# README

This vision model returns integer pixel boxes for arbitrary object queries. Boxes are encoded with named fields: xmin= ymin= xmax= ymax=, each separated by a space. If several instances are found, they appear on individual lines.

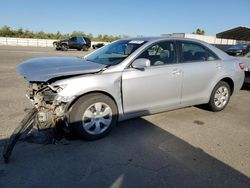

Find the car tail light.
xmin=239 ymin=63 xmax=245 ymax=70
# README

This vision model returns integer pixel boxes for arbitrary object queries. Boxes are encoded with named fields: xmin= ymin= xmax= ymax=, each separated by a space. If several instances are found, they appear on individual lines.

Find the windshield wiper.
xmin=98 ymin=64 xmax=112 ymax=73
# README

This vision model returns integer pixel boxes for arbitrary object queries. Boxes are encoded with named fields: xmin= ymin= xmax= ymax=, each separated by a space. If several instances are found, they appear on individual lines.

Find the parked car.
xmin=92 ymin=43 xmax=105 ymax=49
xmin=226 ymin=44 xmax=250 ymax=56
xmin=54 ymin=36 xmax=91 ymax=51
xmin=16 ymin=37 xmax=244 ymax=140
xmin=239 ymin=52 xmax=250 ymax=84
xmin=53 ymin=39 xmax=68 ymax=47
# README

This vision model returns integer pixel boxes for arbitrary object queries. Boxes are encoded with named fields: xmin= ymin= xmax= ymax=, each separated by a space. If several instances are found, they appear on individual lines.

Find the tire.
xmin=53 ymin=42 xmax=57 ymax=47
xmin=208 ymin=81 xmax=231 ymax=112
xmin=77 ymin=48 xmax=82 ymax=51
xmin=69 ymin=93 xmax=118 ymax=140
xmin=61 ymin=44 xmax=68 ymax=51
xmin=82 ymin=45 xmax=88 ymax=51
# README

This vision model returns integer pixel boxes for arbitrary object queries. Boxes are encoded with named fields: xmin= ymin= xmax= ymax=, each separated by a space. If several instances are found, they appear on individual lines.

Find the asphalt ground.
xmin=0 ymin=45 xmax=249 ymax=188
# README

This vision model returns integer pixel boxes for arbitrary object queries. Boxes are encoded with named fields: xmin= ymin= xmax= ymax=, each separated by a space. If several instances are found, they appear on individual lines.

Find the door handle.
xmin=172 ymin=69 xmax=181 ymax=75
xmin=216 ymin=63 xmax=222 ymax=69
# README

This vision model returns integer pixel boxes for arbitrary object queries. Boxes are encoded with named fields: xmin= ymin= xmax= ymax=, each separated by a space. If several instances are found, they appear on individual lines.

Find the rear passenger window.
xmin=77 ymin=37 xmax=84 ymax=43
xmin=180 ymin=42 xmax=218 ymax=63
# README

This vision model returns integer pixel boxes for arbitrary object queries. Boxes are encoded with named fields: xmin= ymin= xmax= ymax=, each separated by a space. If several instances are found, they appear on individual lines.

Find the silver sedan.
xmin=17 ymin=37 xmax=245 ymax=140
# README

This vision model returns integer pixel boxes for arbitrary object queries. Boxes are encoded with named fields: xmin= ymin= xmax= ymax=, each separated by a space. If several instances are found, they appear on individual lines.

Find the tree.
xmin=0 ymin=25 xmax=13 ymax=37
xmin=55 ymin=31 xmax=61 ymax=39
xmin=193 ymin=28 xmax=205 ymax=35
xmin=0 ymin=25 xmax=128 ymax=42
xmin=87 ymin=33 xmax=93 ymax=41
xmin=71 ymin=31 xmax=86 ymax=37
xmin=16 ymin=28 xmax=24 ymax=37
xmin=23 ymin=29 xmax=34 ymax=38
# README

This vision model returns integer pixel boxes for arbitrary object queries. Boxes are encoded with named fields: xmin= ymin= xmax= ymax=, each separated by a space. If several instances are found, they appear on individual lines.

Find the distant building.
xmin=161 ymin=26 xmax=250 ymax=46
xmin=161 ymin=33 xmax=236 ymax=45
xmin=216 ymin=26 xmax=250 ymax=43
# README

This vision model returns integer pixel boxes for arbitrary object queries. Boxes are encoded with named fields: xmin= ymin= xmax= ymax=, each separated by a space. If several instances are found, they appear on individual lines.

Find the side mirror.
xmin=132 ymin=58 xmax=150 ymax=69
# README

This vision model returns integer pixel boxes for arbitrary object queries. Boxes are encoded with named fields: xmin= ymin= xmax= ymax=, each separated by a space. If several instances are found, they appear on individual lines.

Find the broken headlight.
xmin=40 ymin=84 xmax=67 ymax=102
xmin=55 ymin=95 xmax=76 ymax=103
xmin=48 ymin=84 xmax=67 ymax=93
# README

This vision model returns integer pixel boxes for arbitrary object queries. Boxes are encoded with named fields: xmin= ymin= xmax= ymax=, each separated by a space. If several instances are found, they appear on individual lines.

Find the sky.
xmin=0 ymin=0 xmax=250 ymax=37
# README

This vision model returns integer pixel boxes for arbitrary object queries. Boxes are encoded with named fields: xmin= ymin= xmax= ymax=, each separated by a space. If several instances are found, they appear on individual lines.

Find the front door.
xmin=122 ymin=41 xmax=182 ymax=114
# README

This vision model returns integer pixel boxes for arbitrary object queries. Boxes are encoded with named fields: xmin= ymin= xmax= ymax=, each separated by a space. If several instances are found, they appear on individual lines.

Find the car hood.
xmin=17 ymin=57 xmax=106 ymax=82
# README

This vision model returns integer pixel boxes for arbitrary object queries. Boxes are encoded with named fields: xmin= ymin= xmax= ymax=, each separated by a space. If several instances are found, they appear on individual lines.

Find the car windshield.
xmin=229 ymin=44 xmax=247 ymax=50
xmin=85 ymin=40 xmax=147 ymax=65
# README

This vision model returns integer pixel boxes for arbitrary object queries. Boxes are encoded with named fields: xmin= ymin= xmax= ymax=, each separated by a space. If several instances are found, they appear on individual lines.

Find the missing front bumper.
xmin=2 ymin=108 xmax=38 ymax=163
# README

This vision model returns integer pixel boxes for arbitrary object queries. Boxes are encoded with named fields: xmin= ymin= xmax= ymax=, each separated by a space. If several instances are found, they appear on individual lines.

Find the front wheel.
xmin=69 ymin=93 xmax=118 ymax=140
xmin=61 ymin=44 xmax=68 ymax=51
xmin=208 ymin=81 xmax=231 ymax=112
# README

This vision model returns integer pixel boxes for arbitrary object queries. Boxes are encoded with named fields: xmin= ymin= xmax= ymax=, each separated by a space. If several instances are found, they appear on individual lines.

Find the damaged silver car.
xmin=3 ymin=37 xmax=245 ymax=162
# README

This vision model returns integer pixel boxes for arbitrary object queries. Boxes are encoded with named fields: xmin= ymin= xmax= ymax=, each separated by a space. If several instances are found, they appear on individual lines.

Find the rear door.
xmin=177 ymin=41 xmax=220 ymax=104
xmin=76 ymin=37 xmax=85 ymax=48
xmin=122 ymin=40 xmax=183 ymax=114
xmin=68 ymin=37 xmax=77 ymax=49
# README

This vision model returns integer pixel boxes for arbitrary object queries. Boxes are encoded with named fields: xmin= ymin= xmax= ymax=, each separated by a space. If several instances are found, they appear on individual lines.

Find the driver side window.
xmin=137 ymin=41 xmax=176 ymax=66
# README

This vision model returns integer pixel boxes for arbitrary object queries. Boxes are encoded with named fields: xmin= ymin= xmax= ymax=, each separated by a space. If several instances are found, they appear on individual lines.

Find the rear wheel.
xmin=82 ymin=45 xmax=88 ymax=51
xmin=69 ymin=93 xmax=118 ymax=140
xmin=208 ymin=81 xmax=231 ymax=111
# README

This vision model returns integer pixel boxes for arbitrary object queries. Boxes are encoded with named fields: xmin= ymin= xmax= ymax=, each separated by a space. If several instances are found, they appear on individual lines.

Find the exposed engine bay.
xmin=26 ymin=82 xmax=68 ymax=130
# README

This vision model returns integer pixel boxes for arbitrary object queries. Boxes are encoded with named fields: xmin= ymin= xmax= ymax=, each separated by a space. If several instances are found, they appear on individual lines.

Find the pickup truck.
xmin=53 ymin=36 xmax=91 ymax=51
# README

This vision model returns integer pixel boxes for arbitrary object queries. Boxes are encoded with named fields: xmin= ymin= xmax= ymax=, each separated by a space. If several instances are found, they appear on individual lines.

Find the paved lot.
xmin=0 ymin=45 xmax=249 ymax=187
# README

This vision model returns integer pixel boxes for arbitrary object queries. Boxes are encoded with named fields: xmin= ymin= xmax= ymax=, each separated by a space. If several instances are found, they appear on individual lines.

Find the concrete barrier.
xmin=0 ymin=37 xmax=108 ymax=47
xmin=1 ymin=35 xmax=237 ymax=47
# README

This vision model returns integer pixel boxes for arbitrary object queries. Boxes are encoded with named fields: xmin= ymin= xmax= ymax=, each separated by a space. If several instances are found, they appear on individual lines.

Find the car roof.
xmin=124 ymin=36 xmax=207 ymax=43
xmin=123 ymin=36 xmax=232 ymax=61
